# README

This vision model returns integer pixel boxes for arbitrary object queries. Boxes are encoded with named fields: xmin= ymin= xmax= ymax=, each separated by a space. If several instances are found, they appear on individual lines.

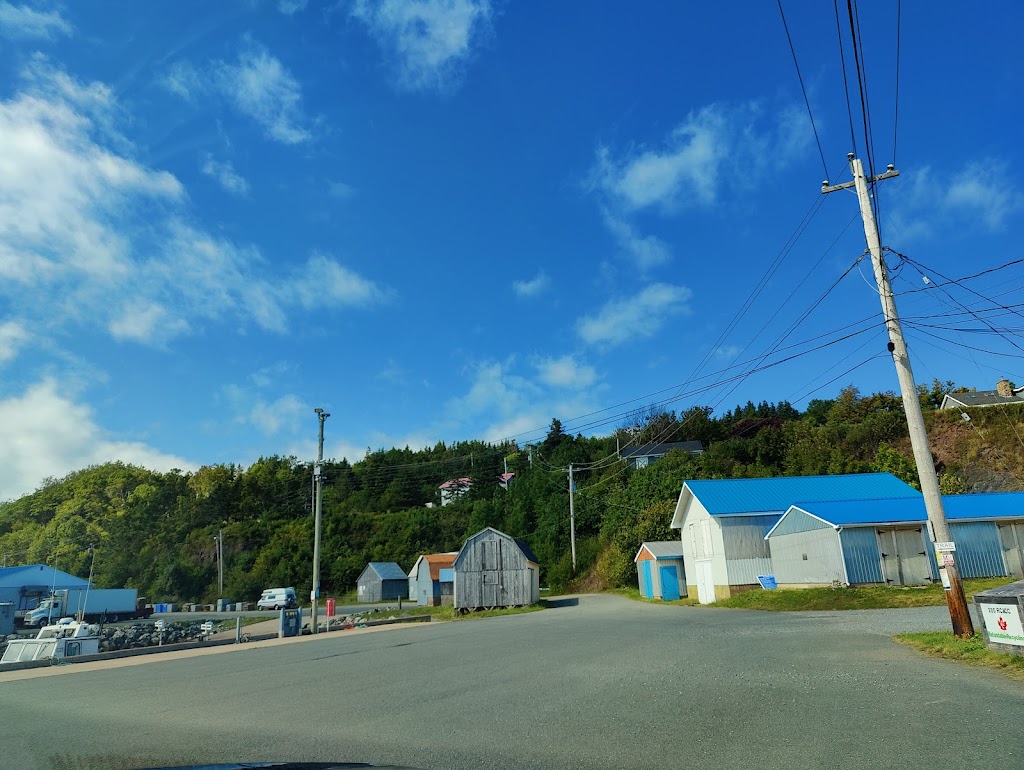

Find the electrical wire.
xmin=893 ymin=0 xmax=901 ymax=165
xmin=777 ymin=0 xmax=831 ymax=180
xmin=833 ymin=0 xmax=858 ymax=155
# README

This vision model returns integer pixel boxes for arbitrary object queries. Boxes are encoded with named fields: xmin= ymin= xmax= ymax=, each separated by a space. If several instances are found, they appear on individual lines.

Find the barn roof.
xmin=365 ymin=562 xmax=408 ymax=581
xmin=411 ymin=552 xmax=458 ymax=581
xmin=635 ymin=541 xmax=683 ymax=562
xmin=454 ymin=527 xmax=538 ymax=565
xmin=0 ymin=564 xmax=91 ymax=588
xmin=768 ymin=492 xmax=1024 ymax=535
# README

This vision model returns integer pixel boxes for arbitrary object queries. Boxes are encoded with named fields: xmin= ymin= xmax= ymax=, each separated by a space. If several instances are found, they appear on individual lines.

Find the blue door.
xmin=659 ymin=565 xmax=680 ymax=601
xmin=641 ymin=561 xmax=653 ymax=598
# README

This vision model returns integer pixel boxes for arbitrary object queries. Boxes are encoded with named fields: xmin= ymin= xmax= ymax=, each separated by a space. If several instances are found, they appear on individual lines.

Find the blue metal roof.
xmin=787 ymin=492 xmax=1024 ymax=527
xmin=368 ymin=562 xmax=409 ymax=581
xmin=685 ymin=473 xmax=920 ymax=516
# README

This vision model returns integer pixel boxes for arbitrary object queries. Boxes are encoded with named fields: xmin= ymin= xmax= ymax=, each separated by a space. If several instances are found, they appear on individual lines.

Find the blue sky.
xmin=1 ymin=1 xmax=1023 ymax=501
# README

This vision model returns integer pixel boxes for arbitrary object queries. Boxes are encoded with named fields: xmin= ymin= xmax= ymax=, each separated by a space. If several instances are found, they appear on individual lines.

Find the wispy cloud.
xmin=0 ymin=379 xmax=195 ymax=501
xmin=277 ymin=0 xmax=307 ymax=15
xmin=534 ymin=355 xmax=598 ymax=389
xmin=202 ymin=155 xmax=250 ymax=196
xmin=0 ymin=320 xmax=29 ymax=365
xmin=590 ymin=101 xmax=810 ymax=269
xmin=214 ymin=41 xmax=311 ymax=144
xmin=577 ymin=283 xmax=693 ymax=347
xmin=352 ymin=0 xmax=493 ymax=93
xmin=0 ymin=63 xmax=390 ymax=348
xmin=327 ymin=180 xmax=356 ymax=200
xmin=160 ymin=61 xmax=201 ymax=100
xmin=0 ymin=1 xmax=71 ymax=40
xmin=892 ymin=159 xmax=1024 ymax=238
xmin=512 ymin=271 xmax=550 ymax=298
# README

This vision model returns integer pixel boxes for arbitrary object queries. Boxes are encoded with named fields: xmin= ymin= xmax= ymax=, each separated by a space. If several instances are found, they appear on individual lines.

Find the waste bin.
xmin=326 ymin=598 xmax=336 ymax=618
xmin=974 ymin=579 xmax=1024 ymax=655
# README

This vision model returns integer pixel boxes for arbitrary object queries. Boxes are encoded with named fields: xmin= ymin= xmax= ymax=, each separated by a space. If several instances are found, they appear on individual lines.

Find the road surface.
xmin=2 ymin=595 xmax=1022 ymax=770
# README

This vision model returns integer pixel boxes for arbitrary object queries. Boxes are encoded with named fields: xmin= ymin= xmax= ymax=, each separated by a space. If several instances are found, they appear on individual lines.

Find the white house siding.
xmin=679 ymin=497 xmax=728 ymax=600
xmin=770 ymin=527 xmax=847 ymax=586
xmin=721 ymin=515 xmax=777 ymax=586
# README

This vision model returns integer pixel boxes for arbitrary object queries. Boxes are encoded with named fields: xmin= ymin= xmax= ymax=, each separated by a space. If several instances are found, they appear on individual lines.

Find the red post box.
xmin=326 ymin=598 xmax=336 ymax=618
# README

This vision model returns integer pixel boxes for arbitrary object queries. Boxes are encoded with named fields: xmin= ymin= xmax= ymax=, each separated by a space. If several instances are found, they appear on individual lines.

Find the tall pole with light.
xmin=311 ymin=407 xmax=329 ymax=634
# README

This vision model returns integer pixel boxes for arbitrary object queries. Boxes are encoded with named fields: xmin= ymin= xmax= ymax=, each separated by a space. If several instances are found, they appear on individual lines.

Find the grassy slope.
xmin=895 ymin=632 xmax=1024 ymax=681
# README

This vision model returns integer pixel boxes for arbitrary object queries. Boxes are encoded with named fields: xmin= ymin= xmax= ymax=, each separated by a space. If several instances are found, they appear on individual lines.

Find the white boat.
xmin=1 ymin=618 xmax=101 ymax=665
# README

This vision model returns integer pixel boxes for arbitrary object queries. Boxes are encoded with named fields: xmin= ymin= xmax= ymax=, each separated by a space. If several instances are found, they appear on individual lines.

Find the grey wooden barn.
xmin=356 ymin=562 xmax=410 ymax=603
xmin=453 ymin=527 xmax=539 ymax=612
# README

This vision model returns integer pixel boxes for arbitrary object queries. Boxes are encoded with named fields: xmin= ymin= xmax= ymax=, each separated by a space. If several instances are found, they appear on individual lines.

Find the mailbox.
xmin=326 ymin=598 xmax=336 ymax=618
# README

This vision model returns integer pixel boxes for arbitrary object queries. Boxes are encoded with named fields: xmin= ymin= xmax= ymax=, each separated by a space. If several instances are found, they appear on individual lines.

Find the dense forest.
xmin=2 ymin=381 xmax=1022 ymax=604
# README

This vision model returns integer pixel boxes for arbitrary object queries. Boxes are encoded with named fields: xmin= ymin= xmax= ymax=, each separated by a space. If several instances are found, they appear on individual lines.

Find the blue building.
xmin=669 ymin=473 xmax=922 ymax=603
xmin=634 ymin=541 xmax=686 ymax=600
xmin=408 ymin=552 xmax=457 ymax=606
xmin=0 ymin=564 xmax=91 ymax=617
xmin=765 ymin=493 xmax=1024 ymax=587
xmin=356 ymin=562 xmax=410 ymax=603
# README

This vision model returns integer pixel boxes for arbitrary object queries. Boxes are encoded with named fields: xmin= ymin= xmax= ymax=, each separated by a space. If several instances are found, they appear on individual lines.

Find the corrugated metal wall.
xmin=998 ymin=522 xmax=1024 ymax=578
xmin=840 ymin=528 xmax=884 ymax=584
xmin=722 ymin=515 xmax=778 ymax=586
xmin=770 ymin=528 xmax=846 ymax=585
xmin=950 ymin=522 xmax=1006 ymax=579
xmin=771 ymin=510 xmax=832 ymax=538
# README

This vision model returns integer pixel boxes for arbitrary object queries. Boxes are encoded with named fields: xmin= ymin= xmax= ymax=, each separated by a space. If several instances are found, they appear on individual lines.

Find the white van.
xmin=256 ymin=587 xmax=297 ymax=610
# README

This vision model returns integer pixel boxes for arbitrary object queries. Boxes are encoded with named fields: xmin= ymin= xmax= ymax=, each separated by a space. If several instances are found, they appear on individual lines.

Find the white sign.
xmin=980 ymin=603 xmax=1024 ymax=647
xmin=938 ymin=568 xmax=951 ymax=590
xmin=934 ymin=541 xmax=957 ymax=552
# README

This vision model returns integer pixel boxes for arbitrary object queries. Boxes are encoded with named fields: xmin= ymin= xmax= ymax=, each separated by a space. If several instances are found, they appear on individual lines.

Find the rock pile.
xmin=99 ymin=621 xmax=220 ymax=652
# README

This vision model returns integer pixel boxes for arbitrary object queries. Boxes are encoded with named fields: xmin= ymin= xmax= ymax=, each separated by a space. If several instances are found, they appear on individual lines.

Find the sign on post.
xmin=757 ymin=575 xmax=778 ymax=590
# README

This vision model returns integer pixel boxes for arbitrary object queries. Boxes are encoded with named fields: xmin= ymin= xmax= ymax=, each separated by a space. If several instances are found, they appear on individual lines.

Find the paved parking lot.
xmin=2 ymin=595 xmax=1022 ymax=770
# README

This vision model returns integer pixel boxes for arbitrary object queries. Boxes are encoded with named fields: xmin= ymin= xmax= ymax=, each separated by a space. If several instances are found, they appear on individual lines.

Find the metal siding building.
xmin=670 ymin=473 xmax=920 ymax=603
xmin=0 ymin=564 xmax=92 ymax=615
xmin=356 ymin=562 xmax=410 ymax=603
xmin=766 ymin=493 xmax=1024 ymax=586
xmin=453 ymin=527 xmax=539 ymax=611
xmin=634 ymin=541 xmax=686 ymax=600
xmin=408 ymin=552 xmax=457 ymax=606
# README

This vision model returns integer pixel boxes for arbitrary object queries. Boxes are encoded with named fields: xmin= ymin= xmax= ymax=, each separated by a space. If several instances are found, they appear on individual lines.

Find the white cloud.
xmin=0 ymin=379 xmax=195 ymax=502
xmin=248 ymin=394 xmax=306 ymax=435
xmin=214 ymin=42 xmax=311 ymax=144
xmin=512 ymin=271 xmax=550 ymax=298
xmin=160 ymin=61 xmax=201 ymax=100
xmin=0 ymin=320 xmax=29 ymax=364
xmin=892 ymin=160 xmax=1023 ymax=238
xmin=0 ymin=2 xmax=71 ymax=40
xmin=714 ymin=345 xmax=742 ymax=360
xmin=328 ymin=180 xmax=355 ymax=199
xmin=0 ymin=63 xmax=390 ymax=347
xmin=202 ymin=155 xmax=250 ymax=196
xmin=534 ymin=355 xmax=598 ymax=389
xmin=249 ymin=361 xmax=293 ymax=389
xmin=352 ymin=0 xmax=492 ymax=93
xmin=278 ymin=0 xmax=307 ymax=15
xmin=601 ymin=211 xmax=672 ymax=269
xmin=577 ymin=283 xmax=693 ymax=347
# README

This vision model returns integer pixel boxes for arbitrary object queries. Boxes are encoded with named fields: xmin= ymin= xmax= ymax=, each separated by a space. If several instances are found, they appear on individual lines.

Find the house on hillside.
xmin=669 ymin=473 xmax=921 ymax=603
xmin=619 ymin=441 xmax=704 ymax=469
xmin=498 ymin=472 xmax=515 ymax=490
xmin=439 ymin=478 xmax=472 ymax=506
xmin=0 ymin=564 xmax=91 ymax=619
xmin=453 ymin=527 xmax=539 ymax=612
xmin=765 ymin=492 xmax=1024 ymax=587
xmin=356 ymin=562 xmax=410 ymax=603
xmin=939 ymin=380 xmax=1024 ymax=410
xmin=408 ymin=552 xmax=457 ymax=606
xmin=634 ymin=541 xmax=686 ymax=600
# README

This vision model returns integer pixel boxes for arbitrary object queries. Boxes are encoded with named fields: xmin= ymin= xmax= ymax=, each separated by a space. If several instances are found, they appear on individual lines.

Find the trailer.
xmin=23 ymin=588 xmax=151 ymax=628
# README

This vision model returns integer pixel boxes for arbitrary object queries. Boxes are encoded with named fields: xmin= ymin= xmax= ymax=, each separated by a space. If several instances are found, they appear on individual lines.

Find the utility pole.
xmin=568 ymin=464 xmax=577 ymax=573
xmin=216 ymin=529 xmax=224 ymax=598
xmin=823 ymin=154 xmax=974 ymax=637
xmin=311 ymin=407 xmax=330 ymax=634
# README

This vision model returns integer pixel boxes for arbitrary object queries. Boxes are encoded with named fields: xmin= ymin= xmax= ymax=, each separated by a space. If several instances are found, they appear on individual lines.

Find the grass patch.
xmin=895 ymin=631 xmax=1024 ymax=680
xmin=611 ymin=586 xmax=700 ymax=607
xmin=611 ymin=577 xmax=1017 ymax=612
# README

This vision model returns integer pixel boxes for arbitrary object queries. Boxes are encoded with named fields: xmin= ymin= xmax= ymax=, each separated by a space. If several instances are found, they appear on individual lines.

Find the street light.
xmin=311 ymin=407 xmax=329 ymax=634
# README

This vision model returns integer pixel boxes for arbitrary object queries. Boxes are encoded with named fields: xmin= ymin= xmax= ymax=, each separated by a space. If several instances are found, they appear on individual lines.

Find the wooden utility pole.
xmin=823 ymin=154 xmax=974 ymax=637
xmin=311 ymin=407 xmax=329 ymax=634
xmin=568 ymin=463 xmax=577 ymax=573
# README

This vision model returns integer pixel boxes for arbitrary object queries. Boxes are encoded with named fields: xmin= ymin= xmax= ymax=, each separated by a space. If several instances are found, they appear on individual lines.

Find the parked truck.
xmin=23 ymin=588 xmax=152 ymax=628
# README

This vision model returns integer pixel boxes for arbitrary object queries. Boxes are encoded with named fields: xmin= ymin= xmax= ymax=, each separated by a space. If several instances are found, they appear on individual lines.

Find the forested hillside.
xmin=2 ymin=383 xmax=1022 ymax=603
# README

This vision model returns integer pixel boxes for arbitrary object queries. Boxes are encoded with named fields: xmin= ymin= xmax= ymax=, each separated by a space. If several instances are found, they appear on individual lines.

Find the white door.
xmin=696 ymin=559 xmax=715 ymax=604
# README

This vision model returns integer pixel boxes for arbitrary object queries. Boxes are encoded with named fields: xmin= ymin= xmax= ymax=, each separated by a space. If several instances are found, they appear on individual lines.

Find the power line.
xmin=893 ymin=0 xmax=902 ymax=165
xmin=833 ymin=0 xmax=858 ymax=154
xmin=777 ymin=0 xmax=830 ymax=180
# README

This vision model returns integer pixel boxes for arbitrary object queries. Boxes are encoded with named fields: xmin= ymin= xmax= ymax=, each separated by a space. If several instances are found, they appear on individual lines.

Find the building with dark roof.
xmin=356 ymin=561 xmax=410 ymax=603
xmin=452 ymin=527 xmax=539 ymax=612
xmin=619 ymin=441 xmax=704 ymax=469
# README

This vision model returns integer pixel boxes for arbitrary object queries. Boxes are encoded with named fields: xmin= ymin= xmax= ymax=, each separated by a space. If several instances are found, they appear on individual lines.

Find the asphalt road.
xmin=2 ymin=595 xmax=1023 ymax=770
